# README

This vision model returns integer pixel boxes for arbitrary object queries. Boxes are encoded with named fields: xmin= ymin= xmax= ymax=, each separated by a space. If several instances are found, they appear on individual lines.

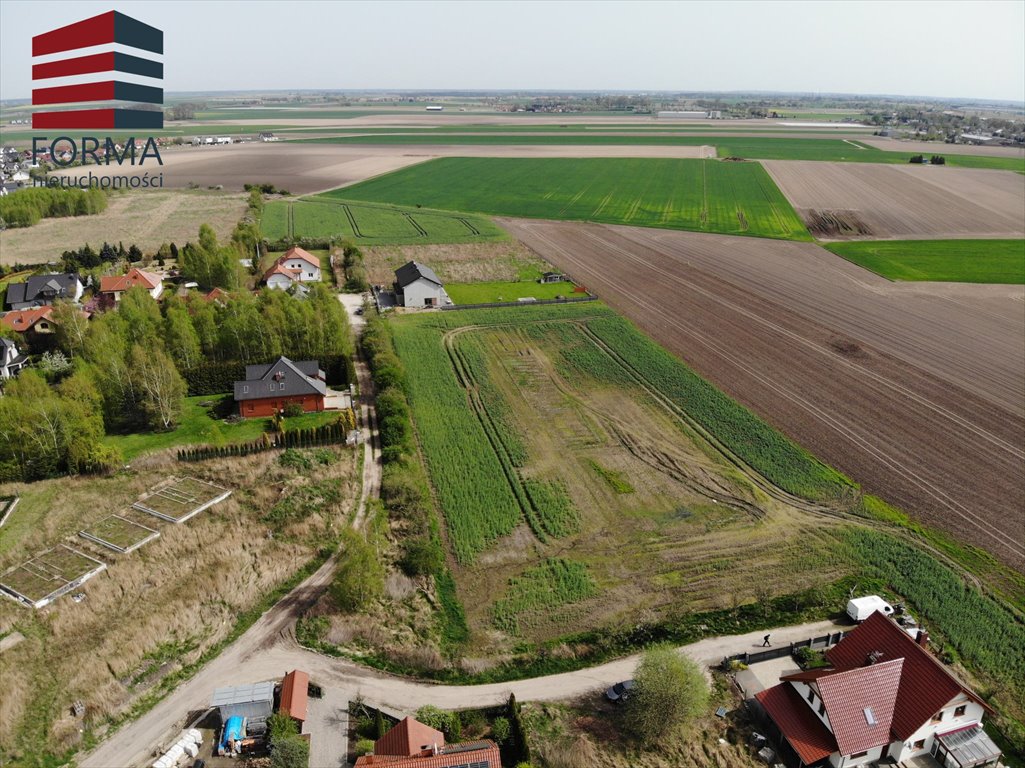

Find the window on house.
xmin=954 ymin=705 xmax=967 ymax=717
xmin=247 ymin=403 xmax=254 ymax=412
xmin=851 ymin=752 xmax=868 ymax=759
xmin=243 ymin=385 xmax=249 ymax=393
xmin=807 ymin=688 xmax=815 ymax=703
xmin=818 ymin=702 xmax=826 ymax=717
xmin=913 ymin=740 xmax=925 ymax=750
xmin=932 ymin=711 xmax=944 ymax=723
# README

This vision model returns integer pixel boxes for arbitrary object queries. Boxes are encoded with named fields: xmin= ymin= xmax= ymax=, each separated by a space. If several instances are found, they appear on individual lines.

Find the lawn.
xmin=262 ymin=197 xmax=507 ymax=245
xmin=445 ymin=280 xmax=581 ymax=304
xmin=824 ymin=239 xmax=1025 ymax=284
xmin=332 ymin=157 xmax=811 ymax=240
xmin=103 ymin=396 xmax=340 ymax=460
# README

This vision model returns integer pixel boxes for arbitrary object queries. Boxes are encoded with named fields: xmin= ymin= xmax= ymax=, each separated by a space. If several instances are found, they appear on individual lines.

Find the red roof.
xmin=816 ymin=658 xmax=902 ymax=756
xmin=355 ymin=743 xmax=500 ymax=768
xmin=263 ymin=262 xmax=302 ymax=282
xmin=1 ymin=306 xmax=52 ymax=332
xmin=375 ymin=717 xmax=444 ymax=758
xmin=826 ymin=612 xmax=985 ymax=739
xmin=281 ymin=246 xmax=320 ymax=270
xmin=279 ymin=669 xmax=308 ymax=723
xmin=99 ymin=267 xmax=161 ymax=293
xmin=756 ymin=683 xmax=836 ymax=764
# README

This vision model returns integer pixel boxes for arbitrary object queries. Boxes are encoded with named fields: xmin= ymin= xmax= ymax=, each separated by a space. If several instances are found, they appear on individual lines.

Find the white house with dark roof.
xmin=754 ymin=612 xmax=1000 ymax=768
xmin=394 ymin=261 xmax=449 ymax=308
xmin=0 ymin=337 xmax=29 ymax=379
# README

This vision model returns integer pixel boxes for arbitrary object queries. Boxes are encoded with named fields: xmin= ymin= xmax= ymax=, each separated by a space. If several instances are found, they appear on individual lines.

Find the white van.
xmin=846 ymin=595 xmax=894 ymax=622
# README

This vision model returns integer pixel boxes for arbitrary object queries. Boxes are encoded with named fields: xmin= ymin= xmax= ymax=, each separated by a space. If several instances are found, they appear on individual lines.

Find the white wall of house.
xmin=283 ymin=259 xmax=320 ymax=282
xmin=70 ymin=278 xmax=84 ymax=302
xmin=830 ymin=744 xmax=885 ymax=767
xmin=402 ymin=278 xmax=446 ymax=307
xmin=892 ymin=696 xmax=984 ymax=762
xmin=788 ymin=681 xmax=834 ymax=731
xmin=149 ymin=282 xmax=163 ymax=300
xmin=266 ymin=273 xmax=294 ymax=290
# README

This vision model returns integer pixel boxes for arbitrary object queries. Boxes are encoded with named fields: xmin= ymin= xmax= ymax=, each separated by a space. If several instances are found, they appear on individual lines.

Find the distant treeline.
xmin=0 ymin=187 xmax=107 ymax=227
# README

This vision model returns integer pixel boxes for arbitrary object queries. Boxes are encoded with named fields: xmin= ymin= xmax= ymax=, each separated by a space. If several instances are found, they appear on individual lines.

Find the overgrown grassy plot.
xmin=262 ymin=197 xmax=506 ymax=245
xmin=492 ymin=559 xmax=596 ymax=634
xmin=79 ymin=515 xmax=159 ymax=554
xmin=824 ymin=239 xmax=1025 ymax=284
xmin=391 ymin=303 xmax=854 ymax=642
xmin=0 ymin=546 xmax=106 ymax=608
xmin=332 ymin=157 xmax=811 ymax=240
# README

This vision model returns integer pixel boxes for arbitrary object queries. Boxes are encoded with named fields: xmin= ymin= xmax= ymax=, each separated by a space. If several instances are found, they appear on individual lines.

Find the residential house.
xmin=354 ymin=716 xmax=501 ymax=768
xmin=754 ymin=612 xmax=1000 ymax=768
xmin=4 ymin=273 xmax=83 ymax=310
xmin=263 ymin=247 xmax=321 ymax=290
xmin=1 ymin=306 xmax=58 ymax=336
xmin=0 ymin=337 xmax=29 ymax=379
xmin=98 ymin=268 xmax=163 ymax=306
xmin=233 ymin=356 xmax=327 ymax=417
xmin=395 ymin=261 xmax=449 ymax=308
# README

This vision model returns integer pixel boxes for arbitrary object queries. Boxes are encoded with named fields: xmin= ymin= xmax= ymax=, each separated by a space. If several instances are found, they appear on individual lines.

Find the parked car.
xmin=192 ymin=760 xmax=206 ymax=768
xmin=846 ymin=595 xmax=894 ymax=622
xmin=605 ymin=679 xmax=635 ymax=703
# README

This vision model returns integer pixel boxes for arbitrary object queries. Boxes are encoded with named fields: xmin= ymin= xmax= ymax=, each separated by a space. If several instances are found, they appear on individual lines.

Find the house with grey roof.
xmin=233 ymin=356 xmax=327 ymax=417
xmin=4 ymin=273 xmax=83 ymax=310
xmin=394 ymin=261 xmax=450 ymax=308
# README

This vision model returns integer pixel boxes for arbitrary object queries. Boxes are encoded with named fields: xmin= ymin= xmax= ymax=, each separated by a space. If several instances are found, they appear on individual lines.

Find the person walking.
xmin=762 ymin=634 xmax=771 ymax=647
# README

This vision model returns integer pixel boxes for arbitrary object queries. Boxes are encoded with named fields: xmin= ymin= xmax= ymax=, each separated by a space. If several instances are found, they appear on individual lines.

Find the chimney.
xmin=866 ymin=650 xmax=883 ymax=665
xmin=916 ymin=629 xmax=929 ymax=647
xmin=432 ymin=742 xmax=439 ymax=756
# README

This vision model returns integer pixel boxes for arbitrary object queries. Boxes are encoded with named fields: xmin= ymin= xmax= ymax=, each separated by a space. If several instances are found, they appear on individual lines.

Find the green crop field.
xmin=331 ymin=157 xmax=811 ymax=240
xmin=824 ymin=239 xmax=1025 ymax=284
xmin=262 ymin=197 xmax=507 ymax=245
xmin=304 ymin=134 xmax=1024 ymax=172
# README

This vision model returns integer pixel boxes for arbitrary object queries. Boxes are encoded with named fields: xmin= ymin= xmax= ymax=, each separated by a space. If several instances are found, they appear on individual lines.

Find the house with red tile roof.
xmin=98 ymin=268 xmax=163 ymax=306
xmin=354 ymin=716 xmax=501 ymax=768
xmin=1 ymin=305 xmax=58 ymax=335
xmin=754 ymin=612 xmax=1000 ymax=768
xmin=263 ymin=247 xmax=321 ymax=290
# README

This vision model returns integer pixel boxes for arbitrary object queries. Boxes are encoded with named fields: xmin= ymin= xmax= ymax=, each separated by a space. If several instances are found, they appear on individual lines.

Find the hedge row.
xmin=177 ymin=422 xmax=348 ymax=462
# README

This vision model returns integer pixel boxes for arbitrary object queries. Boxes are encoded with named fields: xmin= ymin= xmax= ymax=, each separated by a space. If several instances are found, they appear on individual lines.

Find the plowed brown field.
xmin=501 ymin=219 xmax=1025 ymax=568
xmin=763 ymin=161 xmax=1025 ymax=239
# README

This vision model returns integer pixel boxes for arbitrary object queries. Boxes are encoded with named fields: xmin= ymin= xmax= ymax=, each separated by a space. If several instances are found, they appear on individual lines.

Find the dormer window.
xmin=954 ymin=705 xmax=967 ymax=717
xmin=932 ymin=711 xmax=944 ymax=723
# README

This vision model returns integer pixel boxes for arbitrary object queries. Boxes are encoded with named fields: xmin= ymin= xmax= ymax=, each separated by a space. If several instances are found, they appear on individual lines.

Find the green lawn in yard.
xmin=446 ymin=280 xmax=583 ymax=304
xmin=824 ymin=239 xmax=1025 ymax=284
xmin=330 ymin=157 xmax=811 ymax=240
xmin=262 ymin=197 xmax=507 ymax=245
xmin=103 ymin=396 xmax=341 ymax=460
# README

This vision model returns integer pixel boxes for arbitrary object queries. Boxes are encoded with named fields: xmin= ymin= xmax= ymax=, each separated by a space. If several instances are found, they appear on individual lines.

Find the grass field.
xmin=306 ymin=134 xmax=1024 ymax=172
xmin=445 ymin=280 xmax=580 ymax=304
xmin=0 ymin=546 xmax=104 ymax=605
xmin=333 ymin=158 xmax=811 ymax=240
xmin=824 ymin=239 xmax=1025 ymax=284
xmin=390 ymin=302 xmax=854 ymax=642
xmin=103 ymin=395 xmax=340 ymax=460
xmin=262 ymin=197 xmax=508 ymax=245
xmin=0 ymin=190 xmax=245 ymax=267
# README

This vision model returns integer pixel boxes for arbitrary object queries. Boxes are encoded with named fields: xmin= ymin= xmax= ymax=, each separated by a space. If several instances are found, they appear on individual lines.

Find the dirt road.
xmin=80 ymin=612 xmax=843 ymax=768
xmin=501 ymin=219 xmax=1025 ymax=568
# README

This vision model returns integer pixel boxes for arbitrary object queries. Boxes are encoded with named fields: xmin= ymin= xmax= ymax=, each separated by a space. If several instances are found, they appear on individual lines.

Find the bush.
xmin=399 ymin=537 xmax=443 ymax=577
xmin=624 ymin=646 xmax=709 ymax=745
xmin=491 ymin=716 xmax=511 ymax=744
xmin=353 ymin=738 xmax=376 ymax=757
xmin=283 ymin=401 xmax=304 ymax=418
xmin=330 ymin=529 xmax=384 ymax=611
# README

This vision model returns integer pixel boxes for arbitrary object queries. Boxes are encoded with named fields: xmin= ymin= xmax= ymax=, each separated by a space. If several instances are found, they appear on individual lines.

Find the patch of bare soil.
xmin=804 ymin=209 xmax=874 ymax=237
xmin=763 ymin=160 xmax=1025 ymax=239
xmin=501 ymin=218 xmax=1025 ymax=569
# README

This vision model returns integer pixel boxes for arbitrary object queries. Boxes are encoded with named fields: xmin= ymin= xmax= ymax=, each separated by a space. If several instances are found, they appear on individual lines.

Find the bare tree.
xmin=130 ymin=346 xmax=186 ymax=430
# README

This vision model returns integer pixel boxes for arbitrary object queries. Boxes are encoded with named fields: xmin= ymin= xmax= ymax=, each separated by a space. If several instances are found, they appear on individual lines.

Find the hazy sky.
xmin=1 ymin=0 xmax=1023 ymax=102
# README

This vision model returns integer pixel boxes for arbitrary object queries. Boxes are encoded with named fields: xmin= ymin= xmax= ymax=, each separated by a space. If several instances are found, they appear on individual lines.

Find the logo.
xmin=32 ymin=10 xmax=163 ymax=130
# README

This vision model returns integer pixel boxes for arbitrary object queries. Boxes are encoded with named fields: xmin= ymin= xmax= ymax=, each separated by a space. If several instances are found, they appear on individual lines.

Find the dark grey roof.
xmin=395 ymin=261 xmax=442 ymax=288
xmin=4 ymin=273 xmax=80 ymax=309
xmin=234 ymin=356 xmax=327 ymax=401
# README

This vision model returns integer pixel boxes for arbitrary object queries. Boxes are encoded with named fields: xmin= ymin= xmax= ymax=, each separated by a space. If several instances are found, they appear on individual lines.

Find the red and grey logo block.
xmin=32 ymin=11 xmax=163 ymax=130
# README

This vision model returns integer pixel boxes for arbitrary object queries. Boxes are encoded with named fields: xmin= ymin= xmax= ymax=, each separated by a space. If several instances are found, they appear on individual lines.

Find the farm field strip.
xmin=333 ymin=157 xmax=811 ymax=240
xmin=263 ymin=197 xmax=506 ymax=244
xmin=823 ymin=239 xmax=1025 ymax=284
xmin=763 ymin=160 xmax=1025 ymax=239
xmin=502 ymin=219 xmax=1025 ymax=567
